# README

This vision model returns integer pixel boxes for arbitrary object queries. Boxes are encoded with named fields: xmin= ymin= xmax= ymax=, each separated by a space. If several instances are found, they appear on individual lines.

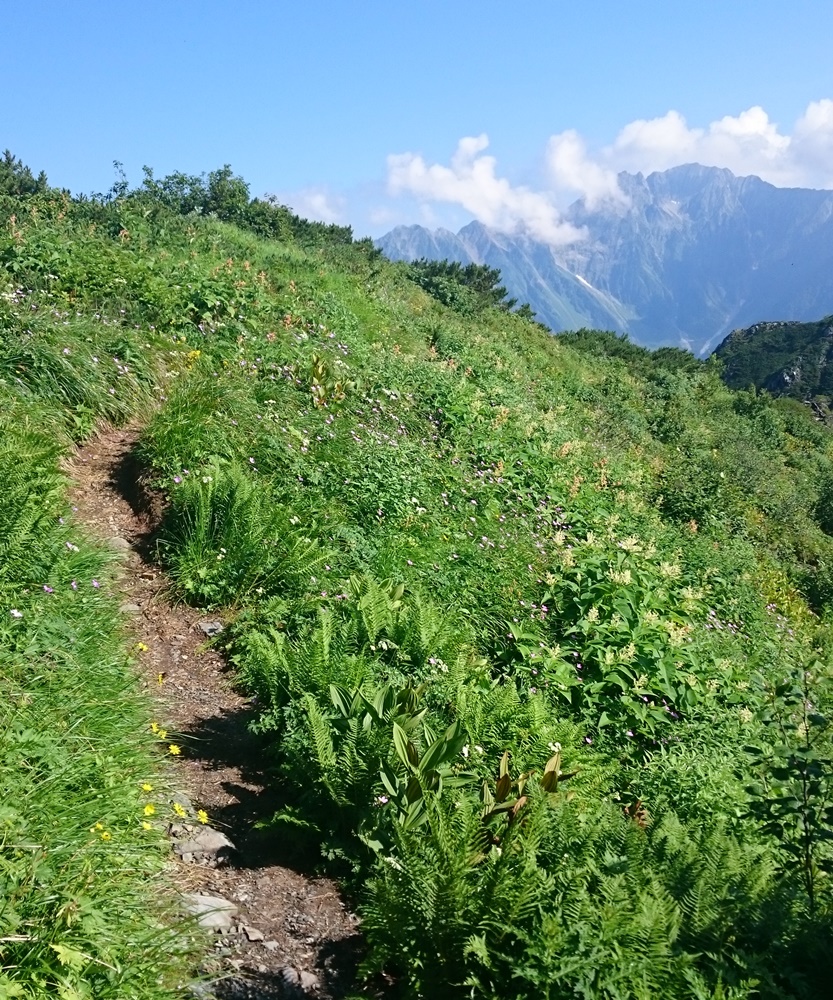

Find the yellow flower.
xmin=142 ymin=821 xmax=152 ymax=830
xmin=141 ymin=783 xmax=153 ymax=792
xmin=168 ymin=744 xmax=182 ymax=756
xmin=100 ymin=831 xmax=111 ymax=841
xmin=133 ymin=642 xmax=148 ymax=653
xmin=150 ymin=722 xmax=159 ymax=733
xmin=173 ymin=803 xmax=187 ymax=818
xmin=90 ymin=821 xmax=104 ymax=832
xmin=157 ymin=672 xmax=165 ymax=686
xmin=158 ymin=729 xmax=168 ymax=741
xmin=143 ymin=803 xmax=156 ymax=816
xmin=197 ymin=809 xmax=209 ymax=824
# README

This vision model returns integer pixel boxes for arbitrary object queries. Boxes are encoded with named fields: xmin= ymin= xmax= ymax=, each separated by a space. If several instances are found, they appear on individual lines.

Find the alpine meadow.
xmin=3 ymin=151 xmax=833 ymax=999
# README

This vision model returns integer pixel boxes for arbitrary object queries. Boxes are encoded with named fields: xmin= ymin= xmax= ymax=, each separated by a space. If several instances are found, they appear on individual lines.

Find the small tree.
xmin=0 ymin=150 xmax=49 ymax=197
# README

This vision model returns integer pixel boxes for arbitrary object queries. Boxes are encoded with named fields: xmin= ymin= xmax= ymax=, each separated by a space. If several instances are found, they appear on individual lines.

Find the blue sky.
xmin=5 ymin=0 xmax=833 ymax=241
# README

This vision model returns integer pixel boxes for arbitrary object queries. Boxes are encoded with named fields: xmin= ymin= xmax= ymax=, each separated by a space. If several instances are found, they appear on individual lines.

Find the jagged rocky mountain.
xmin=377 ymin=164 xmax=833 ymax=355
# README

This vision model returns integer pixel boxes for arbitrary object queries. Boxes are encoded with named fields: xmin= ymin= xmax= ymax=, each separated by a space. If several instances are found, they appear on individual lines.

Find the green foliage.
xmin=405 ymin=258 xmax=525 ymax=315
xmin=6 ymin=155 xmax=833 ymax=997
xmin=744 ymin=658 xmax=833 ymax=912
xmin=0 ymin=150 xmax=49 ymax=198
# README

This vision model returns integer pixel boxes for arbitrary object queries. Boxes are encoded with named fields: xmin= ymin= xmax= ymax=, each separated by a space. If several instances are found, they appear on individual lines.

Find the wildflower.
xmin=43 ymin=585 xmax=53 ymax=594
xmin=134 ymin=642 xmax=148 ymax=653
xmin=168 ymin=744 xmax=182 ymax=755
xmin=141 ymin=783 xmax=153 ymax=792
xmin=586 ymin=606 xmax=599 ymax=622
xmin=70 ymin=580 xmax=77 ymax=590
xmin=91 ymin=579 xmax=100 ymax=589
xmin=150 ymin=722 xmax=159 ymax=733
xmin=618 ymin=536 xmax=641 ymax=553
xmin=548 ymin=742 xmax=562 ymax=753
xmin=461 ymin=745 xmax=470 ymax=758
xmin=142 ymin=821 xmax=153 ymax=830
xmin=90 ymin=822 xmax=104 ymax=832
xmin=619 ymin=642 xmax=637 ymax=663
xmin=143 ymin=803 xmax=156 ymax=816
xmin=659 ymin=562 xmax=682 ymax=579
xmin=197 ymin=809 xmax=209 ymax=824
xmin=201 ymin=475 xmax=212 ymax=484
xmin=66 ymin=542 xmax=79 ymax=552
xmin=173 ymin=803 xmax=187 ymax=818
xmin=10 ymin=609 xmax=22 ymax=618
xmin=738 ymin=707 xmax=754 ymax=724
xmin=173 ymin=476 xmax=182 ymax=484
xmin=157 ymin=673 xmax=165 ymax=685
xmin=100 ymin=831 xmax=111 ymax=841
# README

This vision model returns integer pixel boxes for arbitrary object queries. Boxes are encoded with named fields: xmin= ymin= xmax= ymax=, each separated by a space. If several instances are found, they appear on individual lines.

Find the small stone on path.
xmin=198 ymin=620 xmax=224 ymax=637
xmin=182 ymin=893 xmax=238 ymax=931
xmin=106 ymin=536 xmax=132 ymax=552
xmin=120 ymin=602 xmax=141 ymax=613
xmin=171 ymin=824 xmax=236 ymax=865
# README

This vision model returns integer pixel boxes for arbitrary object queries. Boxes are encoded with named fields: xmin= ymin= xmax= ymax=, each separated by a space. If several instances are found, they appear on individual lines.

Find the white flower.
xmin=461 ymin=745 xmax=470 ymax=758
xmin=10 ymin=609 xmax=23 ymax=618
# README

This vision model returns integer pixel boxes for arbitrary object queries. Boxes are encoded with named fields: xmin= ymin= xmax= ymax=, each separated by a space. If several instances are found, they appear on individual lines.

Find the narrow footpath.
xmin=67 ymin=426 xmax=362 ymax=1000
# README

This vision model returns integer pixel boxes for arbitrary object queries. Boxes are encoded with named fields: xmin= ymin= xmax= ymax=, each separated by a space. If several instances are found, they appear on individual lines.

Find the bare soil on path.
xmin=66 ymin=426 xmax=364 ymax=999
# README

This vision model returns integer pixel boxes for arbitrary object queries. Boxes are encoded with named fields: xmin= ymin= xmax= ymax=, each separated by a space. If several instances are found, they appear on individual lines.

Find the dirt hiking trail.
xmin=67 ymin=426 xmax=364 ymax=1000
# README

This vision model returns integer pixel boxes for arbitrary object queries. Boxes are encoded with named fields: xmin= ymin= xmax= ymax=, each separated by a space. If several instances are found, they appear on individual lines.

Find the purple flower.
xmin=71 ymin=580 xmax=78 ymax=591
xmin=43 ymin=585 xmax=53 ymax=594
xmin=91 ymin=580 xmax=100 ymax=589
xmin=173 ymin=476 xmax=182 ymax=484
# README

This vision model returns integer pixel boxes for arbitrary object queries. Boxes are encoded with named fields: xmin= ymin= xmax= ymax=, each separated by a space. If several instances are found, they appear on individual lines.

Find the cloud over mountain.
xmin=386 ymin=135 xmax=585 ymax=247
xmin=382 ymin=100 xmax=833 ymax=245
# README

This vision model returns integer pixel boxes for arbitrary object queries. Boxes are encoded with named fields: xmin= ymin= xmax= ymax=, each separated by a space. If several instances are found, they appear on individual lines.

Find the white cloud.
xmin=386 ymin=134 xmax=585 ymax=246
xmin=278 ymin=187 xmax=346 ymax=224
xmin=606 ymin=101 xmax=833 ymax=188
xmin=379 ymin=100 xmax=833 ymax=240
xmin=545 ymin=130 xmax=628 ymax=208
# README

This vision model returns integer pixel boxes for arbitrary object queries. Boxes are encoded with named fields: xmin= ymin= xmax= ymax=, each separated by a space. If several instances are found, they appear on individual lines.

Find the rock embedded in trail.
xmin=170 ymin=822 xmax=236 ymax=866
xmin=106 ymin=535 xmax=133 ymax=552
xmin=182 ymin=892 xmax=238 ymax=931
xmin=198 ymin=620 xmax=225 ymax=637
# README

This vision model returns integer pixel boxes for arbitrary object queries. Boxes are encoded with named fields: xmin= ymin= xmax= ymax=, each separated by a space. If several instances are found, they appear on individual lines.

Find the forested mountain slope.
xmin=715 ymin=315 xmax=833 ymax=409
xmin=3 ymin=155 xmax=833 ymax=998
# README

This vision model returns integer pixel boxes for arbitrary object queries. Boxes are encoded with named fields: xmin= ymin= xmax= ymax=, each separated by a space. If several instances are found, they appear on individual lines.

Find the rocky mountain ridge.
xmin=377 ymin=164 xmax=833 ymax=355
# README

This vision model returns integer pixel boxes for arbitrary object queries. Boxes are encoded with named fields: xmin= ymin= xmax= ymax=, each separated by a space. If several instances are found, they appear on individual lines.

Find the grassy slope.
xmin=3 ymin=183 xmax=833 ymax=997
xmin=0 ymin=211 xmax=192 ymax=997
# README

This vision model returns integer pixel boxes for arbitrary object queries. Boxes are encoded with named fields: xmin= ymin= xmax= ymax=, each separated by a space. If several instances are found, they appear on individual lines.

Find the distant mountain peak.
xmin=376 ymin=164 xmax=833 ymax=354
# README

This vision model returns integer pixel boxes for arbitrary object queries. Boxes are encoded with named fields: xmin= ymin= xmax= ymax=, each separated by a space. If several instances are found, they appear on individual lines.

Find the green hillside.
xmin=4 ymin=156 xmax=833 ymax=998
xmin=714 ymin=316 xmax=833 ymax=414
